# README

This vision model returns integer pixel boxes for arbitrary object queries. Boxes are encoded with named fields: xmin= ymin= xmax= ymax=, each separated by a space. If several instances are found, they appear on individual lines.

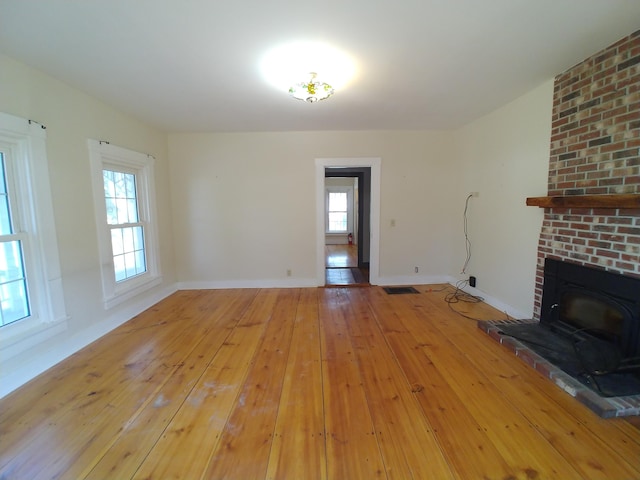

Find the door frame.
xmin=315 ymin=157 xmax=381 ymax=286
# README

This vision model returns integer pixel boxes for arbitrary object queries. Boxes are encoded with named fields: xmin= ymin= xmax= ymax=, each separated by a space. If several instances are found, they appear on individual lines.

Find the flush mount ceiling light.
xmin=261 ymin=42 xmax=356 ymax=102
xmin=288 ymin=72 xmax=334 ymax=103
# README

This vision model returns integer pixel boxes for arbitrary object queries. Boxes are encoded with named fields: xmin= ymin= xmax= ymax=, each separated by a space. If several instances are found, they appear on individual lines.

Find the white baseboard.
xmin=375 ymin=274 xmax=452 ymax=286
xmin=376 ymin=274 xmax=531 ymax=320
xmin=0 ymin=283 xmax=178 ymax=399
xmin=176 ymin=278 xmax=319 ymax=290
xmin=455 ymin=282 xmax=531 ymax=320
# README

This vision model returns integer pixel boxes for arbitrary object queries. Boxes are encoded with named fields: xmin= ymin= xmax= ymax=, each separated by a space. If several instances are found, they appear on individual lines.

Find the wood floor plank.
xmin=2 ymin=290 xmax=238 ymax=480
xmin=82 ymin=289 xmax=258 ymax=479
xmin=366 ymin=287 xmax=522 ymax=479
xmin=345 ymin=288 xmax=455 ymax=479
xmin=394 ymin=304 xmax=583 ymax=479
xmin=0 ymin=291 xmax=216 ymax=478
xmin=410 ymin=289 xmax=640 ymax=479
xmin=131 ymin=289 xmax=277 ymax=480
xmin=0 ymin=290 xmax=193 ymax=460
xmin=318 ymin=288 xmax=387 ymax=479
xmin=265 ymin=288 xmax=327 ymax=480
xmin=200 ymin=289 xmax=299 ymax=479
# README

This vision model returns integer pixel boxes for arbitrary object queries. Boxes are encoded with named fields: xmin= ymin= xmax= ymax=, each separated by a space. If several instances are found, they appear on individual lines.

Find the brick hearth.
xmin=478 ymin=319 xmax=640 ymax=418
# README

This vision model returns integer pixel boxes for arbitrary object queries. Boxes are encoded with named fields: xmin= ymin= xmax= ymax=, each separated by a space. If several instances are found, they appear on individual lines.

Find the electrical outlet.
xmin=470 ymin=192 xmax=479 ymax=197
xmin=390 ymin=219 xmax=396 ymax=227
xmin=286 ymin=269 xmax=292 ymax=277
xmin=469 ymin=275 xmax=476 ymax=287
xmin=415 ymin=266 xmax=419 ymax=273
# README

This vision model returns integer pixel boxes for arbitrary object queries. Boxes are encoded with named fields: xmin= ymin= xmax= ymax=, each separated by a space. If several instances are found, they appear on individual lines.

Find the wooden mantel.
xmin=526 ymin=194 xmax=640 ymax=209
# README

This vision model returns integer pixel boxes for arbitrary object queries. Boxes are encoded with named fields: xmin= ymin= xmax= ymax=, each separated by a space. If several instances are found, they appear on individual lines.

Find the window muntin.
xmin=102 ymin=169 xmax=147 ymax=282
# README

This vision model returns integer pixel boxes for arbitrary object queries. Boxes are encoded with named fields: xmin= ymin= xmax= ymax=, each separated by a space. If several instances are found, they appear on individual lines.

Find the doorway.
xmin=315 ymin=157 xmax=381 ymax=287
xmin=324 ymin=169 xmax=369 ymax=285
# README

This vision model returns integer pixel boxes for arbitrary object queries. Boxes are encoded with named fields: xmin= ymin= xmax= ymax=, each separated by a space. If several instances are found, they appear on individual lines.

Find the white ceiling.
xmin=1 ymin=0 xmax=639 ymax=133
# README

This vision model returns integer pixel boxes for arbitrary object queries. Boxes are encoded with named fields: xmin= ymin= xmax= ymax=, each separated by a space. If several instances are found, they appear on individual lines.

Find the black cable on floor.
xmin=444 ymin=280 xmax=484 ymax=321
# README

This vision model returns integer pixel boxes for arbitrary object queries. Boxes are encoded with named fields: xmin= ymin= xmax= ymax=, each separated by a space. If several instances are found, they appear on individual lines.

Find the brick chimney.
xmin=533 ymin=30 xmax=640 ymax=320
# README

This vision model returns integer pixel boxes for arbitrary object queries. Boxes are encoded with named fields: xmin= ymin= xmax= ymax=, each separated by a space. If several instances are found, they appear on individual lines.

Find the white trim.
xmin=458 ymin=283 xmax=531 ymax=320
xmin=0 ymin=112 xmax=69 ymax=357
xmin=315 ymin=157 xmax=381 ymax=286
xmin=375 ymin=272 xmax=531 ymax=320
xmin=177 ymin=278 xmax=318 ymax=290
xmin=377 ymin=274 xmax=452 ymax=286
xmin=88 ymin=140 xmax=162 ymax=309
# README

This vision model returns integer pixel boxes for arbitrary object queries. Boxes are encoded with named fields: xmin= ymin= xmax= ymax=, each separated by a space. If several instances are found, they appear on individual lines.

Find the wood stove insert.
xmin=498 ymin=258 xmax=640 ymax=397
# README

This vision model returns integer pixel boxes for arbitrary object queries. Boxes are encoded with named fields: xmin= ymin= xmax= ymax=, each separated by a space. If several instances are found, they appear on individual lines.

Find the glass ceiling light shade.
xmin=261 ymin=41 xmax=356 ymax=100
xmin=289 ymin=72 xmax=334 ymax=103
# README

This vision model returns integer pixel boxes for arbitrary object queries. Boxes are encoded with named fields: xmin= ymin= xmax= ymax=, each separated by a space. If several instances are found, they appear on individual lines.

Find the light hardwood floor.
xmin=325 ymin=244 xmax=358 ymax=267
xmin=1 ymin=286 xmax=639 ymax=479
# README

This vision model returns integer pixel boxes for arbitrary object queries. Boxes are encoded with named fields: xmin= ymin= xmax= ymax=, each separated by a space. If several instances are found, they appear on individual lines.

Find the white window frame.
xmin=0 ymin=112 xmax=68 ymax=357
xmin=325 ymin=186 xmax=354 ymax=234
xmin=88 ymin=140 xmax=161 ymax=309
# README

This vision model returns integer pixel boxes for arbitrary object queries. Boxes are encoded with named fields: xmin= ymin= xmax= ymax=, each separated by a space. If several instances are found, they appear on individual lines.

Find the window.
xmin=103 ymin=169 xmax=147 ymax=282
xmin=0 ymin=153 xmax=30 ymax=326
xmin=328 ymin=192 xmax=348 ymax=232
xmin=325 ymin=186 xmax=353 ymax=233
xmin=89 ymin=140 xmax=161 ymax=309
xmin=0 ymin=112 xmax=67 ymax=351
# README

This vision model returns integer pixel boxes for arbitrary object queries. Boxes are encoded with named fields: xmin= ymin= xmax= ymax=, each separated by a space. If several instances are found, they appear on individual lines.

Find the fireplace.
xmin=499 ymin=258 xmax=640 ymax=398
xmin=541 ymin=259 xmax=640 ymax=359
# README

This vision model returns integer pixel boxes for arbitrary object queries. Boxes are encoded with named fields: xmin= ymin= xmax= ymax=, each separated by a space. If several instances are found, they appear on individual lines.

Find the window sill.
xmin=0 ymin=316 xmax=69 ymax=360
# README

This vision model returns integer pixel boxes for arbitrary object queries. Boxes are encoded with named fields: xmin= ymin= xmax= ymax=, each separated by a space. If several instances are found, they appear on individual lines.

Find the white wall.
xmin=454 ymin=80 xmax=554 ymax=318
xmin=169 ymin=94 xmax=554 ymax=306
xmin=168 ymin=130 xmax=460 ymax=288
xmin=0 ymin=53 xmax=177 ymax=396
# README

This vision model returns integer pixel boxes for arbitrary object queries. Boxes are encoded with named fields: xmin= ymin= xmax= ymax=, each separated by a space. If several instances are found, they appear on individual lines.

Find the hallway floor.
xmin=325 ymin=244 xmax=369 ymax=286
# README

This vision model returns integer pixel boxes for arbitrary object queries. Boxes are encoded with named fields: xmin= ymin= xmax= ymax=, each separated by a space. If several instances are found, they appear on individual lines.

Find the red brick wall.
xmin=533 ymin=30 xmax=640 ymax=320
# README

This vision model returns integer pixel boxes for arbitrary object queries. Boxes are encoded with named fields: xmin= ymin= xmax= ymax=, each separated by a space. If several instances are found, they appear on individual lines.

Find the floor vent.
xmin=382 ymin=286 xmax=420 ymax=295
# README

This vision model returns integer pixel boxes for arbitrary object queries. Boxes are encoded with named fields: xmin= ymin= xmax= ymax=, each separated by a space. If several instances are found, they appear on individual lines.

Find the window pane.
xmin=111 ymin=226 xmax=146 ymax=283
xmin=114 ymin=171 xmax=127 ymax=198
xmin=111 ymin=228 xmax=124 ymax=255
xmin=125 ymin=174 xmax=136 ymax=198
xmin=328 ymin=212 xmax=347 ymax=231
xmin=0 ymin=279 xmax=29 ymax=325
xmin=134 ymin=227 xmax=144 ymax=250
xmin=122 ymin=227 xmax=134 ymax=253
xmin=135 ymin=249 xmax=146 ymax=274
xmin=103 ymin=170 xmax=115 ymax=199
xmin=0 ymin=241 xmax=25 ymax=283
xmin=0 ymin=240 xmax=29 ymax=326
xmin=0 ymin=154 xmax=12 ymax=235
xmin=105 ymin=197 xmax=118 ymax=224
xmin=329 ymin=192 xmax=347 ymax=212
xmin=127 ymin=199 xmax=138 ymax=223
xmin=116 ymin=198 xmax=129 ymax=224
xmin=103 ymin=169 xmax=139 ymax=225
xmin=113 ymin=254 xmax=126 ymax=282
xmin=124 ymin=251 xmax=136 ymax=278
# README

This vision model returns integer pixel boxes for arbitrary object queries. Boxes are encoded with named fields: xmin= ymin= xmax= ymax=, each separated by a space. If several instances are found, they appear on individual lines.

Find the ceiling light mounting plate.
xmin=289 ymin=72 xmax=334 ymax=103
